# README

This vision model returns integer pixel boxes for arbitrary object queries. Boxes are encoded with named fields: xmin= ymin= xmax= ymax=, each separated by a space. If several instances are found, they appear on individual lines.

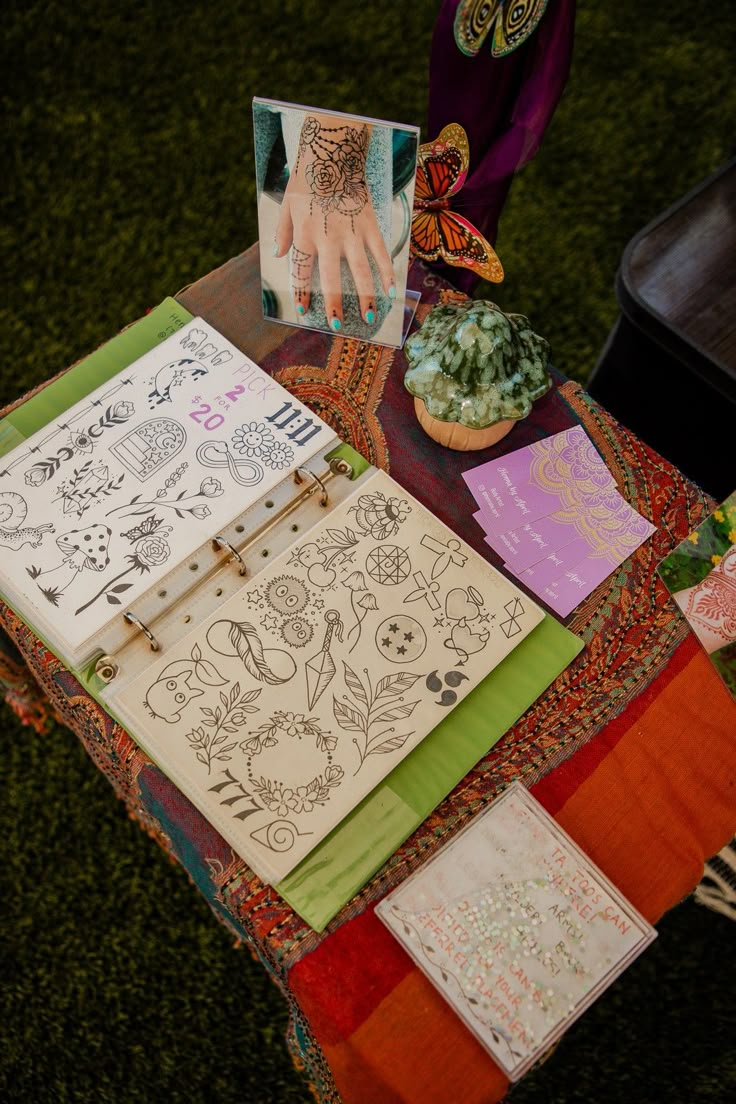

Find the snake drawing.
xmin=0 ymin=492 xmax=54 ymax=550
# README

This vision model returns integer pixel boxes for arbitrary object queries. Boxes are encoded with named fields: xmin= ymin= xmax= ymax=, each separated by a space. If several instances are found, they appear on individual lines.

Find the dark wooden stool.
xmin=588 ymin=158 xmax=736 ymax=499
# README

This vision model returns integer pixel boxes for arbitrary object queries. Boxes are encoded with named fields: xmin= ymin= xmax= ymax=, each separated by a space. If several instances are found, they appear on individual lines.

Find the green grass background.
xmin=2 ymin=2 xmax=736 ymax=1101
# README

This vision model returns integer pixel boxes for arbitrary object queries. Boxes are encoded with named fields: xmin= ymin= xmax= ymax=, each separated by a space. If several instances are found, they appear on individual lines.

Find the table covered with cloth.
xmin=1 ymin=250 xmax=735 ymax=1104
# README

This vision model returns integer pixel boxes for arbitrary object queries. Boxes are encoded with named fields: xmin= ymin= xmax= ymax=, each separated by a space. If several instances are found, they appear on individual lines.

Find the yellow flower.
xmin=714 ymin=510 xmax=724 ymax=522
xmin=729 ymin=529 xmax=736 ymax=544
xmin=687 ymin=531 xmax=699 ymax=545
xmin=711 ymin=554 xmax=722 ymax=566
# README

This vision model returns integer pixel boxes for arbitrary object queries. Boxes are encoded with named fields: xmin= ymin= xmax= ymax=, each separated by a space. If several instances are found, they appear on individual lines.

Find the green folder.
xmin=0 ymin=300 xmax=583 ymax=931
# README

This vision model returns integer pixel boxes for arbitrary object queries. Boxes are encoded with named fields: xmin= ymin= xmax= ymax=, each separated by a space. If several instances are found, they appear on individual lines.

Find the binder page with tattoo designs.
xmin=0 ymin=319 xmax=334 ymax=669
xmin=113 ymin=468 xmax=545 ymax=884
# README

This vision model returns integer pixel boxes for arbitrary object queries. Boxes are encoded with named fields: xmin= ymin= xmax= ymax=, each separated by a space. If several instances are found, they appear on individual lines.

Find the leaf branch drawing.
xmin=185 ymin=681 xmax=262 ymax=773
xmin=52 ymin=461 xmax=126 ymax=519
xmin=105 ymin=470 xmax=223 ymax=521
xmin=332 ymin=662 xmax=420 ymax=771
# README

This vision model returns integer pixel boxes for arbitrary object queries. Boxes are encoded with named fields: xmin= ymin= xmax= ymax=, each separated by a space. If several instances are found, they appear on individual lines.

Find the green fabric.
xmin=279 ymin=614 xmax=582 ymax=928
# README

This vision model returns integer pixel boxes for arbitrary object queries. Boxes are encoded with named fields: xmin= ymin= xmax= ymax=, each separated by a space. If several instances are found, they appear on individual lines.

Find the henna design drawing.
xmin=52 ymin=461 xmax=125 ymax=519
xmin=420 ymin=533 xmax=468 ymax=579
xmin=403 ymin=570 xmax=441 ymax=611
xmin=350 ymin=491 xmax=411 ymax=540
xmin=291 ymin=246 xmax=313 ymax=314
xmin=23 ymin=401 xmax=135 ymax=487
xmin=443 ymin=585 xmax=491 ymax=665
xmin=185 ymin=682 xmax=262 ymax=773
xmin=196 ymin=440 xmax=264 ymax=487
xmin=73 ymin=517 xmax=172 ymax=616
xmin=332 ymin=662 xmax=421 ymax=772
xmin=28 ymin=524 xmax=112 ymax=607
xmin=240 ymin=710 xmax=343 ymax=829
xmin=250 ymin=819 xmax=312 ymax=854
xmin=179 ymin=327 xmax=208 ymax=353
xmin=264 ymin=575 xmax=310 ymax=616
xmin=341 ymin=570 xmax=378 ymax=653
xmin=364 ymin=544 xmax=412 ymax=586
xmin=206 ymin=619 xmax=297 ymax=684
xmin=105 ymin=467 xmax=223 ymax=521
xmin=289 ymin=527 xmax=361 ymax=588
xmin=144 ymin=642 xmax=228 ymax=724
xmin=147 ymin=357 xmax=209 ymax=408
xmin=425 ymin=669 xmax=469 ymax=707
xmin=110 ymin=418 xmax=186 ymax=481
xmin=298 ymin=116 xmax=370 ymax=233
xmin=305 ymin=609 xmax=344 ymax=709
xmin=0 ymin=492 xmax=54 ymax=550
xmin=499 ymin=597 xmax=526 ymax=639
xmin=280 ymin=617 xmax=314 ymax=648
xmin=375 ymin=615 xmax=428 ymax=663
xmin=208 ymin=768 xmax=264 ymax=823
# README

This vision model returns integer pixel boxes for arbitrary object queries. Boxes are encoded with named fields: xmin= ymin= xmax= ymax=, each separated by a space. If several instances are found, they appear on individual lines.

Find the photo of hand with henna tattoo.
xmin=273 ymin=112 xmax=398 ymax=333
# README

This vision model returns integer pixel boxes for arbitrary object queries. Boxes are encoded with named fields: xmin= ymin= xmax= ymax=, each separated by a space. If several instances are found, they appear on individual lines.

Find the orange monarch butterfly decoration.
xmin=410 ymin=123 xmax=504 ymax=284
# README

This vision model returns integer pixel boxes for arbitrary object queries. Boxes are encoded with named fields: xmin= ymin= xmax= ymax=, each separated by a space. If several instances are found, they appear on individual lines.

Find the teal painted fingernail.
xmin=365 ymin=310 xmax=375 ymax=324
xmin=388 ymin=284 xmax=396 ymax=300
xmin=330 ymin=317 xmax=342 ymax=332
xmin=296 ymin=304 xmax=306 ymax=315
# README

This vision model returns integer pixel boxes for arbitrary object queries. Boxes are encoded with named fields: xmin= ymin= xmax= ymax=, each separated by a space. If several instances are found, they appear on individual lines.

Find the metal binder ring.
xmin=294 ymin=466 xmax=329 ymax=506
xmin=212 ymin=536 xmax=247 ymax=576
xmin=123 ymin=611 xmax=160 ymax=651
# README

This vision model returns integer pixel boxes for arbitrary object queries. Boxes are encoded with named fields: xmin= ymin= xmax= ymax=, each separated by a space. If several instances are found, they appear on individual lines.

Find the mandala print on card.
xmin=528 ymin=432 xmax=652 ymax=564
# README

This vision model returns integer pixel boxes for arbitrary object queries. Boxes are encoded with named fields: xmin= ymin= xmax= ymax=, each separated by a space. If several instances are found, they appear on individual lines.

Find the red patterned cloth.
xmin=1 ymin=256 xmax=735 ymax=1103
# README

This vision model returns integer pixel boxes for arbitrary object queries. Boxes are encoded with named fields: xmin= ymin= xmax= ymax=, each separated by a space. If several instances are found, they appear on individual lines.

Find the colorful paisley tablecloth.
xmin=1 ymin=253 xmax=735 ymax=1103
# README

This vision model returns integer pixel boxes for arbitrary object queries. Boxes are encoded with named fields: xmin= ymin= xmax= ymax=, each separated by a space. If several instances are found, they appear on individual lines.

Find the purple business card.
xmin=463 ymin=426 xmax=617 ymax=538
xmin=485 ymin=513 xmax=592 ymax=572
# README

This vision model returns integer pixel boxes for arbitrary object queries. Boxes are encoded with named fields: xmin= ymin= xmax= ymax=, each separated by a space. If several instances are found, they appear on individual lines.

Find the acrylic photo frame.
xmin=253 ymin=98 xmax=419 ymax=348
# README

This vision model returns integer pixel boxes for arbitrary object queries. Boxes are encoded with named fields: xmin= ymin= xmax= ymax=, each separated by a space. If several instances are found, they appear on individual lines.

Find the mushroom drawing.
xmin=27 ymin=524 xmax=112 ymax=607
xmin=73 ymin=528 xmax=172 ymax=617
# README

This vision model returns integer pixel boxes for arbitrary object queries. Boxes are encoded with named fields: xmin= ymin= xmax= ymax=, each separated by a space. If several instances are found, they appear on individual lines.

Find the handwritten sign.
xmin=377 ymin=783 xmax=656 ymax=1080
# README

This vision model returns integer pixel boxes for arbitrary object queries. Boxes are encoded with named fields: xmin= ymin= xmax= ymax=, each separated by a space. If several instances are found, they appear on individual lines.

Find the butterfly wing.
xmin=492 ymin=0 xmax=549 ymax=57
xmin=453 ymin=0 xmax=548 ymax=58
xmin=411 ymin=208 xmax=504 ymax=284
xmin=454 ymin=0 xmax=503 ymax=57
xmin=410 ymin=209 xmax=443 ymax=261
xmin=415 ymin=124 xmax=470 ymax=205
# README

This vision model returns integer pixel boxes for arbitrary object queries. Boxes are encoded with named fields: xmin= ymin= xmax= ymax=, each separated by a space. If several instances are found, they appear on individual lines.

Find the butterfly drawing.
xmin=454 ymin=0 xmax=549 ymax=58
xmin=410 ymin=123 xmax=504 ymax=284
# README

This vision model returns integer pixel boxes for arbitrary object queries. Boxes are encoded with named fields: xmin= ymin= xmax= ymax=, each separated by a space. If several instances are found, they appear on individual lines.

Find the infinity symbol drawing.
xmin=196 ymin=441 xmax=263 ymax=487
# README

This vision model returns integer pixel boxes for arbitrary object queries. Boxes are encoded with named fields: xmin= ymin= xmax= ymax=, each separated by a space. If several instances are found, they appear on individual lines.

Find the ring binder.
xmin=96 ymin=457 xmax=356 ymax=678
xmin=212 ymin=536 xmax=247 ymax=576
xmin=123 ymin=611 xmax=160 ymax=651
xmin=294 ymin=466 xmax=329 ymax=506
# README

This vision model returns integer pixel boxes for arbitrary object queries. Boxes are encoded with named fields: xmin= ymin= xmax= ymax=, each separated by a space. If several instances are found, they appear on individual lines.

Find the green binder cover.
xmin=0 ymin=299 xmax=582 ymax=931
